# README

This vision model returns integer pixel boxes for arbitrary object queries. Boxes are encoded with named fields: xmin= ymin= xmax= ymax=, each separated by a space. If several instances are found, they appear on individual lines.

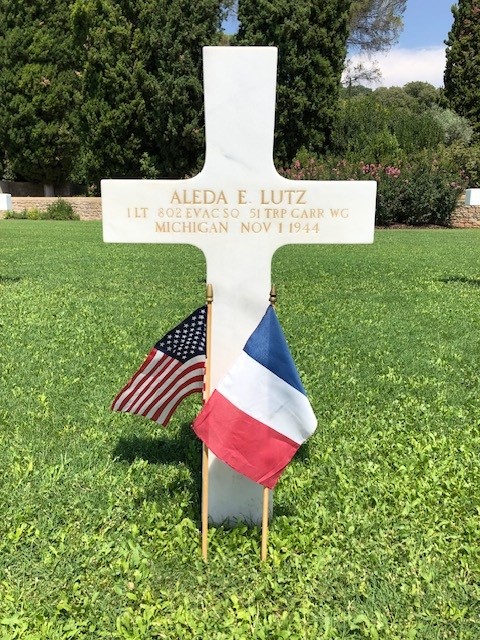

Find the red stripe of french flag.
xmin=193 ymin=347 xmax=317 ymax=489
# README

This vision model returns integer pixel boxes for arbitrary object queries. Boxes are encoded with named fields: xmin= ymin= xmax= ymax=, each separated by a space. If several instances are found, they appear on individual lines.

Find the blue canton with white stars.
xmin=155 ymin=306 xmax=207 ymax=363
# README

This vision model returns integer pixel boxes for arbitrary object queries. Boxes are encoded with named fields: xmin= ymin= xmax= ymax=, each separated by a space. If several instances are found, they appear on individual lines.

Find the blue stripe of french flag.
xmin=193 ymin=305 xmax=317 ymax=488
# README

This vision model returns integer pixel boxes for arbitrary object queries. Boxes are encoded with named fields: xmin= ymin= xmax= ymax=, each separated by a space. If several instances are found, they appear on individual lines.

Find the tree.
xmin=72 ymin=0 xmax=221 ymax=185
xmin=0 ymin=0 xmax=82 ymax=190
xmin=372 ymin=86 xmax=419 ymax=111
xmin=348 ymin=0 xmax=406 ymax=52
xmin=444 ymin=0 xmax=480 ymax=137
xmin=234 ymin=0 xmax=351 ymax=164
xmin=403 ymin=81 xmax=442 ymax=110
xmin=339 ymin=84 xmax=373 ymax=99
xmin=0 ymin=0 xmax=222 ymax=188
xmin=137 ymin=0 xmax=222 ymax=178
xmin=342 ymin=59 xmax=381 ymax=90
xmin=224 ymin=0 xmax=406 ymax=52
xmin=70 ymin=0 xmax=144 ymax=185
xmin=343 ymin=0 xmax=406 ymax=87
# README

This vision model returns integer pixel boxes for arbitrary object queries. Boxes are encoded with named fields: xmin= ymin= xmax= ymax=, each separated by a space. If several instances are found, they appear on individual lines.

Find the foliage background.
xmin=1 ymin=0 xmax=479 ymax=222
xmin=71 ymin=0 xmax=222 ymax=184
xmin=0 ymin=0 xmax=81 ymax=186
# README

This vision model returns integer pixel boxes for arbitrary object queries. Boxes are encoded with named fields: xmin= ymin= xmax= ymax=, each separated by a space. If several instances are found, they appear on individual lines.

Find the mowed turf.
xmin=0 ymin=221 xmax=479 ymax=639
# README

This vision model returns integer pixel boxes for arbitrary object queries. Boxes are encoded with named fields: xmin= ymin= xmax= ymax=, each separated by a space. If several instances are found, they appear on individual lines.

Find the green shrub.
xmin=26 ymin=208 xmax=42 ymax=220
xmin=3 ymin=201 xmax=80 ymax=220
xmin=281 ymin=150 xmax=466 ymax=226
xmin=430 ymin=106 xmax=474 ymax=146
xmin=45 ymin=198 xmax=79 ymax=220
xmin=4 ymin=208 xmax=44 ymax=220
xmin=333 ymin=96 xmax=390 ymax=160
xmin=445 ymin=142 xmax=480 ymax=188
xmin=363 ymin=128 xmax=400 ymax=164
xmin=4 ymin=209 xmax=27 ymax=219
xmin=392 ymin=109 xmax=444 ymax=154
xmin=375 ymin=161 xmax=463 ymax=226
xmin=333 ymin=96 xmax=445 ymax=162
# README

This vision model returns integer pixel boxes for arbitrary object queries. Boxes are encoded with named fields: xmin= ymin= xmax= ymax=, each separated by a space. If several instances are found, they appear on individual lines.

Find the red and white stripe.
xmin=112 ymin=348 xmax=205 ymax=426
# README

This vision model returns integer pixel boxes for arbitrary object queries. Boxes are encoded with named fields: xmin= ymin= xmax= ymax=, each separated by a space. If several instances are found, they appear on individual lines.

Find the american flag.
xmin=111 ymin=306 xmax=207 ymax=426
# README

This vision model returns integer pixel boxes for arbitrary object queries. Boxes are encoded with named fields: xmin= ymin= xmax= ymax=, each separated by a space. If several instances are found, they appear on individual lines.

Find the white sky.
xmin=347 ymin=0 xmax=455 ymax=88
xmin=346 ymin=46 xmax=447 ymax=88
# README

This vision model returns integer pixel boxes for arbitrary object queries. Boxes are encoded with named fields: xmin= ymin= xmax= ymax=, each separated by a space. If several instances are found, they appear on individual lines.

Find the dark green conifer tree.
xmin=234 ymin=0 xmax=352 ymax=164
xmin=136 ymin=0 xmax=222 ymax=178
xmin=444 ymin=0 xmax=480 ymax=137
xmin=70 ymin=0 xmax=147 ymax=184
xmin=0 ymin=0 xmax=81 ymax=188
xmin=72 ymin=0 xmax=221 ymax=184
xmin=0 ymin=0 xmax=221 ymax=187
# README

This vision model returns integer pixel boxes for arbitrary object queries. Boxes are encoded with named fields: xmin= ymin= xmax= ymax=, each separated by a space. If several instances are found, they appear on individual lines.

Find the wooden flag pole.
xmin=202 ymin=284 xmax=214 ymax=562
xmin=261 ymin=284 xmax=277 ymax=562
xmin=261 ymin=486 xmax=269 ymax=562
xmin=204 ymin=284 xmax=214 ymax=404
xmin=201 ymin=443 xmax=209 ymax=561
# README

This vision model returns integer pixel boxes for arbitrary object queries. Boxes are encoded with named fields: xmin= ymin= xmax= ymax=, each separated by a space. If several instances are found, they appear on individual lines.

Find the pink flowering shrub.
xmin=279 ymin=152 xmax=466 ymax=226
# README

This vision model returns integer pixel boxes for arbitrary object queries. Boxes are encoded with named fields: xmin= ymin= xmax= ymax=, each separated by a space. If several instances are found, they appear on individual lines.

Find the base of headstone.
xmin=208 ymin=456 xmax=273 ymax=525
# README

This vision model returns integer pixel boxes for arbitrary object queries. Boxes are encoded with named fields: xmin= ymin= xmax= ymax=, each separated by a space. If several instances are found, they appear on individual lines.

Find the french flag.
xmin=193 ymin=305 xmax=317 ymax=488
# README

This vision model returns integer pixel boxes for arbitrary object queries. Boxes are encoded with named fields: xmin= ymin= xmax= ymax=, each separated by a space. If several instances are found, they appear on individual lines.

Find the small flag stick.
xmin=261 ymin=486 xmax=269 ymax=562
xmin=201 ymin=443 xmax=209 ymax=561
xmin=201 ymin=284 xmax=214 ymax=562
xmin=261 ymin=284 xmax=277 ymax=562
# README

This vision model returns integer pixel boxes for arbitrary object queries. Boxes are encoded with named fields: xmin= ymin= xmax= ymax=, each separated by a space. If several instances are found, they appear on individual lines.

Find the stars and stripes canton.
xmin=111 ymin=306 xmax=207 ymax=426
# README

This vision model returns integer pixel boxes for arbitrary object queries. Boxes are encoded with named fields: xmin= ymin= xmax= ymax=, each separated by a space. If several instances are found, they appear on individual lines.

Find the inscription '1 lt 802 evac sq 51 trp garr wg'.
xmin=128 ymin=187 xmax=350 ymax=235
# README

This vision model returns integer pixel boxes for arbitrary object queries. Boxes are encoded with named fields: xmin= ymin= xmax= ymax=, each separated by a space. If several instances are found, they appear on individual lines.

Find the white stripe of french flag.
xmin=193 ymin=305 xmax=317 ymax=488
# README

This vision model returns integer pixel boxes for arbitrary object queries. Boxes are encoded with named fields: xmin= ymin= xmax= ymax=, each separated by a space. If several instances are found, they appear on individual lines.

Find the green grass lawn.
xmin=1 ymin=221 xmax=479 ymax=639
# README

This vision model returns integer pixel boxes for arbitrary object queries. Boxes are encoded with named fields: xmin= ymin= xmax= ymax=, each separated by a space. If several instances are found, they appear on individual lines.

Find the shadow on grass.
xmin=293 ymin=439 xmax=312 ymax=463
xmin=0 ymin=275 xmax=22 ymax=284
xmin=113 ymin=421 xmax=201 ymax=470
xmin=441 ymin=275 xmax=480 ymax=287
xmin=113 ymin=422 xmax=203 ymax=516
xmin=115 ymin=422 xmax=313 ymax=465
xmin=113 ymin=421 xmax=307 ymax=522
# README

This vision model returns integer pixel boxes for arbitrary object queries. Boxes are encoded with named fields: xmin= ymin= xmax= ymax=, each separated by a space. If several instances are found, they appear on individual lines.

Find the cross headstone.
xmin=102 ymin=47 xmax=376 ymax=525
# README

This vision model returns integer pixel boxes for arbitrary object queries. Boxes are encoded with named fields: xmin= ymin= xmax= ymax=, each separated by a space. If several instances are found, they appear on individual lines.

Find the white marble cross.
xmin=102 ymin=47 xmax=376 ymax=524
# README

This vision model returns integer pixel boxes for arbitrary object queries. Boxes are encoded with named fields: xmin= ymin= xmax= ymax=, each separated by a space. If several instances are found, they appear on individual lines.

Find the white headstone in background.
xmin=0 ymin=193 xmax=12 ymax=211
xmin=102 ymin=47 xmax=376 ymax=524
xmin=465 ymin=189 xmax=480 ymax=206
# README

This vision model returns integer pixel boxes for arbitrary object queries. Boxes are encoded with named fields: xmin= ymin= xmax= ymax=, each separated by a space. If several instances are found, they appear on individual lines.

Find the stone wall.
xmin=11 ymin=197 xmax=102 ymax=220
xmin=6 ymin=194 xmax=480 ymax=227
xmin=450 ymin=200 xmax=480 ymax=228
